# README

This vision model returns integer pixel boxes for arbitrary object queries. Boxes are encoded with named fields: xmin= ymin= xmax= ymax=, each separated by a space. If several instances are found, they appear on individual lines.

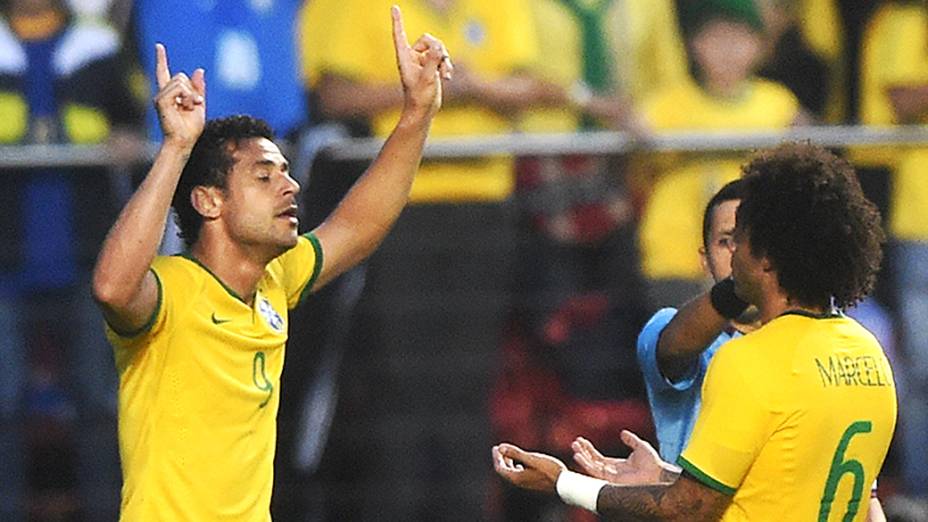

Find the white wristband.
xmin=556 ymin=470 xmax=608 ymax=513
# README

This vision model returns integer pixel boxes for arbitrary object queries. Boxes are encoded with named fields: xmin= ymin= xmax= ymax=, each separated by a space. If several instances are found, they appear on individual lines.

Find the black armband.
xmin=710 ymin=277 xmax=749 ymax=319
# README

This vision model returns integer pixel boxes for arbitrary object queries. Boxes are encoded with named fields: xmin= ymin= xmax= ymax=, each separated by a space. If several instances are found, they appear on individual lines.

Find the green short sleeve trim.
xmin=677 ymin=456 xmax=737 ymax=496
xmin=108 ymin=268 xmax=163 ymax=338
xmin=298 ymin=232 xmax=324 ymax=305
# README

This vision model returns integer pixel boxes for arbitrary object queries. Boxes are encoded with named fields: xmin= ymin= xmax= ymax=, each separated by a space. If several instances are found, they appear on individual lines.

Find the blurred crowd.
xmin=1 ymin=0 xmax=928 ymax=520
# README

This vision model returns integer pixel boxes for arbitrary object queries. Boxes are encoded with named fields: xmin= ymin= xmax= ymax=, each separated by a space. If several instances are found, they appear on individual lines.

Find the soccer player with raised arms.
xmin=92 ymin=7 xmax=451 ymax=520
xmin=493 ymin=143 xmax=897 ymax=521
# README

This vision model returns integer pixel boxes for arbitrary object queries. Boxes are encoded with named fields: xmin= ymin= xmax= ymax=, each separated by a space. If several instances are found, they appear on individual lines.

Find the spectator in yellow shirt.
xmin=637 ymin=0 xmax=805 ymax=308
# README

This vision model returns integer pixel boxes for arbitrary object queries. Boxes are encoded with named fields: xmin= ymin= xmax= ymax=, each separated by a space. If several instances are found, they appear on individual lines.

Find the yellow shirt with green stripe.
xmin=312 ymin=0 xmax=538 ymax=202
xmin=679 ymin=312 xmax=896 ymax=522
xmin=106 ymin=233 xmax=323 ymax=521
xmin=520 ymin=0 xmax=687 ymax=133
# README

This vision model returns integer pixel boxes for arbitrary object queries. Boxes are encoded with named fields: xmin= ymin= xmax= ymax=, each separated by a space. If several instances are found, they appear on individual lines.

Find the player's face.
xmin=730 ymin=225 xmax=764 ymax=305
xmin=222 ymin=138 xmax=301 ymax=254
xmin=702 ymin=199 xmax=739 ymax=282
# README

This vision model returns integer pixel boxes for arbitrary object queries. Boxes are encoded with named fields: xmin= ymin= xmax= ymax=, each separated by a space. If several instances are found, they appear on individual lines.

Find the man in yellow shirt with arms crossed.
xmin=91 ymin=7 xmax=452 ymax=520
xmin=493 ymin=143 xmax=896 ymax=521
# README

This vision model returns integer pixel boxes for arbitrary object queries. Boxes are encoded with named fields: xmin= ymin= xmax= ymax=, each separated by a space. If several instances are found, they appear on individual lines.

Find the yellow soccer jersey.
xmin=679 ymin=312 xmax=897 ymax=522
xmin=313 ymin=0 xmax=538 ymax=202
xmin=106 ymin=233 xmax=323 ymax=521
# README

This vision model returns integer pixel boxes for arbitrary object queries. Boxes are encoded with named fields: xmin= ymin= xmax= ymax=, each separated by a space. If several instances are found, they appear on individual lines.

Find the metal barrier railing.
xmin=324 ymin=125 xmax=928 ymax=161
xmin=2 ymin=125 xmax=928 ymax=168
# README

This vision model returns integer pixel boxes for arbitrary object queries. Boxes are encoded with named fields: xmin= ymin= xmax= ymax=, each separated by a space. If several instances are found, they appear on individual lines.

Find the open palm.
xmin=572 ymin=431 xmax=667 ymax=485
xmin=493 ymin=443 xmax=567 ymax=494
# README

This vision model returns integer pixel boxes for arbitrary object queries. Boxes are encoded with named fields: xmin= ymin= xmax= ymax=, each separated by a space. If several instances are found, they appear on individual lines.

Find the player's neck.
xmin=190 ymin=238 xmax=275 ymax=305
xmin=752 ymin=285 xmax=790 ymax=324
xmin=730 ymin=306 xmax=762 ymax=334
xmin=757 ymin=292 xmax=831 ymax=323
xmin=780 ymin=296 xmax=834 ymax=318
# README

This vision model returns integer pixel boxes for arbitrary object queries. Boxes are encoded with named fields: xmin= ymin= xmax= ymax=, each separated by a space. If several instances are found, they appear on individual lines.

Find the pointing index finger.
xmin=391 ymin=5 xmax=412 ymax=64
xmin=155 ymin=43 xmax=170 ymax=90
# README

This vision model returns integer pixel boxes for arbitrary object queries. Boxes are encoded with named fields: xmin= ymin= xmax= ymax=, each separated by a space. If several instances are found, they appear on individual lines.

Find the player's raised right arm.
xmin=92 ymin=44 xmax=206 ymax=334
xmin=656 ymin=290 xmax=731 ymax=381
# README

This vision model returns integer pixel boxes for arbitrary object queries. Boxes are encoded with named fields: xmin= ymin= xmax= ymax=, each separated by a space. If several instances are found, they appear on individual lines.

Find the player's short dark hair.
xmin=736 ymin=142 xmax=885 ymax=309
xmin=703 ymin=179 xmax=746 ymax=251
xmin=172 ymin=115 xmax=275 ymax=246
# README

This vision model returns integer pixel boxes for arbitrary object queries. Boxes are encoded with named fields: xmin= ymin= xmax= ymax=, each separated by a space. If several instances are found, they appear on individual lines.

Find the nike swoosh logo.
xmin=211 ymin=312 xmax=231 ymax=325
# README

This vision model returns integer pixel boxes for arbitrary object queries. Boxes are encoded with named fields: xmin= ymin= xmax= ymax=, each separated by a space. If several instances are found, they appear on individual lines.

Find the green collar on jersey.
xmin=779 ymin=308 xmax=842 ymax=320
xmin=176 ymin=252 xmax=249 ymax=304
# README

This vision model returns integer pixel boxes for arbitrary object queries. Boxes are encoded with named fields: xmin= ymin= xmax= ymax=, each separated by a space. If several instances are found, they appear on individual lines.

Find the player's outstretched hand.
xmin=492 ymin=443 xmax=566 ymax=494
xmin=391 ymin=5 xmax=452 ymax=122
xmin=572 ymin=430 xmax=668 ymax=485
xmin=152 ymin=43 xmax=206 ymax=149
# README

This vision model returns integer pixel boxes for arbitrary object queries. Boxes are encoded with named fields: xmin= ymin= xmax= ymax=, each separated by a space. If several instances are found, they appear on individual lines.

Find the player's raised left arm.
xmin=309 ymin=5 xmax=450 ymax=291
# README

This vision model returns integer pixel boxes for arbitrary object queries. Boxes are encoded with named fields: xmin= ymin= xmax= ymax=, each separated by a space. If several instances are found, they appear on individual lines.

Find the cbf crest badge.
xmin=258 ymin=297 xmax=285 ymax=332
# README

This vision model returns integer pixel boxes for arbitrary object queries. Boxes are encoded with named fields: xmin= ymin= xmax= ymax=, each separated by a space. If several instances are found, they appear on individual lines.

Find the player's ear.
xmin=191 ymin=185 xmax=224 ymax=219
xmin=699 ymin=246 xmax=710 ymax=275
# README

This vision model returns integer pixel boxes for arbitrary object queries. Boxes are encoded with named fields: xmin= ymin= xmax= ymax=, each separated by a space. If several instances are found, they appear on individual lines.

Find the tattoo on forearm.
xmin=597 ymin=485 xmax=680 ymax=521
xmin=596 ymin=476 xmax=728 ymax=522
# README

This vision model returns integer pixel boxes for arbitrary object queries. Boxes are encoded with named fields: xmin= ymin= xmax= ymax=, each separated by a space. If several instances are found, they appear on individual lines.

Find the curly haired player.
xmin=494 ymin=143 xmax=895 ymax=522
